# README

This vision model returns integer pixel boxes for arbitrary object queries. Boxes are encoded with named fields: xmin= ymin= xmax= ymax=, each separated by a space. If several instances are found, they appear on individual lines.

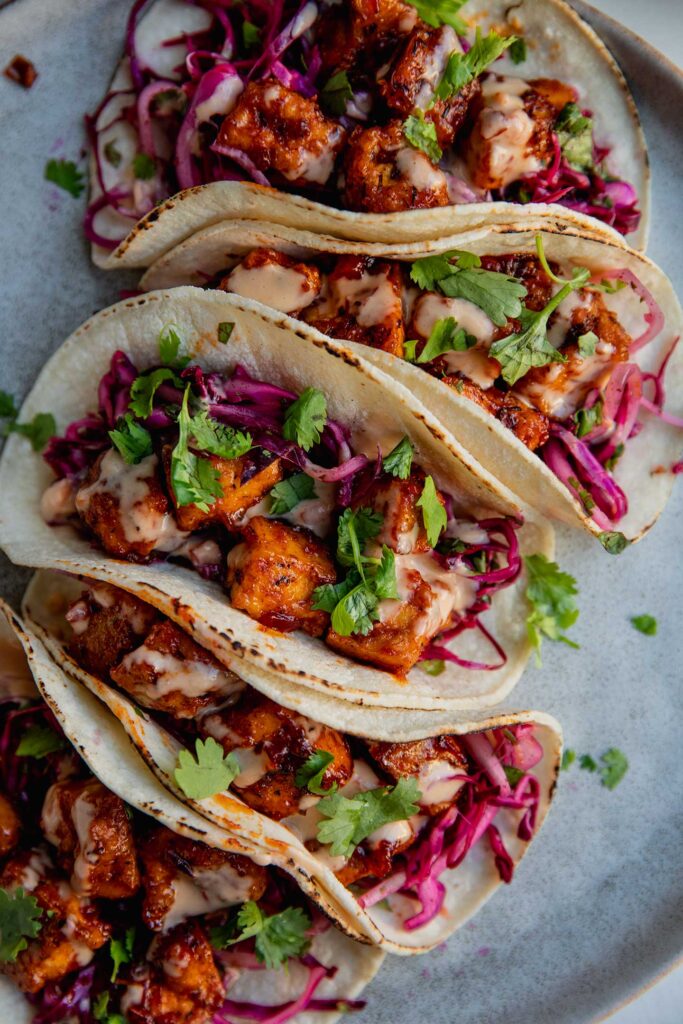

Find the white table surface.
xmin=582 ymin=7 xmax=682 ymax=1023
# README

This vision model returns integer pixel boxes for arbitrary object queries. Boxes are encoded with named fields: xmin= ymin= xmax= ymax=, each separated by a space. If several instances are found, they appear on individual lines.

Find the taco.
xmin=140 ymin=221 xmax=683 ymax=545
xmin=0 ymin=289 xmax=562 ymax=712
xmin=88 ymin=0 xmax=648 ymax=268
xmin=0 ymin=599 xmax=384 ymax=1023
xmin=20 ymin=571 xmax=562 ymax=955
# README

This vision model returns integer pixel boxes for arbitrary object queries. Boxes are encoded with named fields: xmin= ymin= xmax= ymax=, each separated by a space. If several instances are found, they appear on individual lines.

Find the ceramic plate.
xmin=0 ymin=2 xmax=681 ymax=1021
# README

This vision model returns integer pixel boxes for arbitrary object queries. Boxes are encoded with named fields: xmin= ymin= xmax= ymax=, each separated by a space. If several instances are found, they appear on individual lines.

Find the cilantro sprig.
xmin=382 ymin=436 xmax=414 ymax=479
xmin=524 ymin=554 xmax=579 ymax=661
xmin=316 ymin=777 xmax=421 ymax=858
xmin=109 ymin=414 xmax=153 ymax=465
xmin=403 ymin=110 xmax=442 ymax=163
xmin=432 ymin=30 xmax=516 ymax=104
xmin=408 ymin=0 xmax=469 ymax=33
xmin=44 ymin=158 xmax=84 ymax=198
xmin=269 ymin=473 xmax=316 ymax=516
xmin=282 ymin=388 xmax=327 ymax=451
xmin=174 ymin=737 xmax=240 ymax=800
xmin=295 ymin=749 xmax=337 ymax=796
xmin=0 ymin=393 xmax=56 ymax=453
xmin=561 ymin=746 xmax=629 ymax=790
xmin=417 ymin=475 xmax=447 ymax=547
xmin=573 ymin=398 xmax=603 ymax=439
xmin=0 ymin=888 xmax=42 ymax=962
xmin=109 ymin=926 xmax=135 ymax=981
xmin=313 ymin=508 xmax=397 ymax=637
xmin=409 ymin=250 xmax=527 ymax=326
xmin=320 ymin=70 xmax=354 ymax=116
xmin=631 ymin=614 xmax=657 ymax=636
xmin=411 ymin=317 xmax=475 ymax=364
xmin=16 ymin=725 xmax=66 ymax=759
xmin=212 ymin=902 xmax=311 ymax=970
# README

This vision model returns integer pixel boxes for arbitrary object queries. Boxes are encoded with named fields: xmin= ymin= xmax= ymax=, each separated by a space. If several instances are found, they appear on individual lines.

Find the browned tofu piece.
xmin=162 ymin=446 xmax=284 ymax=533
xmin=479 ymin=253 xmax=555 ymax=312
xmin=40 ymin=778 xmax=140 ymax=899
xmin=121 ymin=921 xmax=224 ymax=1024
xmin=227 ymin=516 xmax=336 ymax=637
xmin=357 ymin=473 xmax=439 ymax=554
xmin=75 ymin=449 xmax=182 ymax=562
xmin=217 ymin=79 xmax=346 ymax=187
xmin=343 ymin=121 xmax=449 ymax=214
xmin=217 ymin=248 xmax=322 ymax=315
xmin=304 ymin=256 xmax=405 ymax=356
xmin=109 ymin=619 xmax=245 ymax=719
xmin=0 ymin=793 xmax=20 ymax=857
xmin=138 ymin=826 xmax=267 ymax=932
xmin=0 ymin=847 xmax=111 ymax=993
xmin=200 ymin=688 xmax=353 ymax=820
xmin=316 ymin=0 xmax=418 ymax=73
xmin=529 ymin=77 xmax=578 ymax=114
xmin=367 ymin=735 xmax=469 ymax=814
xmin=67 ymin=582 xmax=160 ymax=679
xmin=443 ymin=375 xmax=550 ymax=451
xmin=379 ymin=24 xmax=481 ymax=147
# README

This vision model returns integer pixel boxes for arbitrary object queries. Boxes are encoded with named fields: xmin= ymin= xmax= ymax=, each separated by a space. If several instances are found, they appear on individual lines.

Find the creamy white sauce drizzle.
xmin=413 ymin=26 xmax=460 ymax=109
xmin=226 ymin=262 xmax=320 ymax=313
xmin=475 ymin=74 xmax=542 ymax=187
xmin=163 ymin=863 xmax=256 ymax=930
xmin=117 ymin=644 xmax=242 ymax=700
xmin=194 ymin=76 xmax=243 ymax=130
xmin=70 ymin=791 xmax=99 ymax=893
xmin=418 ymin=759 xmax=465 ymax=807
xmin=413 ymin=292 xmax=499 ymax=388
xmin=377 ymin=552 xmax=477 ymax=638
xmin=40 ymin=478 xmax=77 ymax=525
xmin=396 ymin=147 xmax=448 ymax=190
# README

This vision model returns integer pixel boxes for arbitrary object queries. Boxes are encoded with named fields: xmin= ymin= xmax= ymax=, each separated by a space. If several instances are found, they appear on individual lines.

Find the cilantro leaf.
xmin=561 ymin=748 xmax=576 ymax=771
xmin=174 ymin=737 xmax=240 ymax=800
xmin=336 ymin=507 xmax=383 ymax=570
xmin=16 ymin=725 xmax=65 ymax=759
xmin=567 ymin=476 xmax=595 ymax=515
xmin=555 ymin=102 xmax=594 ymax=173
xmin=509 ymin=38 xmax=527 ymax=64
xmin=503 ymin=764 xmax=525 ymax=786
xmin=409 ymin=250 xmax=466 ymax=291
xmin=312 ymin=572 xmax=361 ymax=613
xmin=109 ymin=413 xmax=153 ymax=465
xmin=320 ymin=70 xmax=354 ymax=117
xmin=0 ymin=888 xmax=43 ymax=962
xmin=103 ymin=141 xmax=122 ymax=168
xmin=331 ymin=581 xmax=380 ymax=637
xmin=433 ymin=30 xmax=515 ymax=103
xmin=269 ymin=473 xmax=316 ymax=515
xmin=416 ymin=475 xmax=447 ymax=547
xmin=109 ymin=926 xmax=135 ymax=982
xmin=403 ymin=110 xmax=442 ymax=164
xmin=295 ymin=750 xmax=336 ymax=796
xmin=44 ymin=158 xmax=84 ymax=198
xmin=188 ymin=410 xmax=252 ymax=460
xmin=217 ymin=321 xmax=235 ymax=344
xmin=282 ymin=387 xmax=327 ymax=451
xmin=598 ymin=531 xmax=629 ymax=555
xmin=408 ymin=0 xmax=469 ymax=33
xmin=241 ymin=20 xmax=261 ymax=49
xmin=373 ymin=545 xmax=399 ymax=600
xmin=159 ymin=324 xmax=190 ymax=368
xmin=0 ymin=391 xmax=18 ymax=418
xmin=129 ymin=368 xmax=180 ymax=419
xmin=317 ymin=777 xmax=422 ymax=858
xmin=604 ymin=443 xmax=624 ymax=472
xmin=416 ymin=317 xmax=475 ymax=364
xmin=5 ymin=412 xmax=56 ymax=452
xmin=420 ymin=659 xmax=445 ymax=676
xmin=132 ymin=152 xmax=156 ymax=180
xmin=578 ymin=331 xmax=598 ymax=357
xmin=579 ymin=754 xmax=597 ymax=772
xmin=524 ymin=553 xmax=579 ymax=659
xmin=631 ymin=614 xmax=657 ymax=636
xmin=599 ymin=748 xmax=628 ymax=790
xmin=228 ymin=902 xmax=311 ymax=970
xmin=438 ymin=267 xmax=527 ymax=326
xmin=573 ymin=399 xmax=603 ymax=439
xmin=170 ymin=389 xmax=223 ymax=511
xmin=93 ymin=991 xmax=127 ymax=1024
xmin=382 ymin=436 xmax=414 ymax=479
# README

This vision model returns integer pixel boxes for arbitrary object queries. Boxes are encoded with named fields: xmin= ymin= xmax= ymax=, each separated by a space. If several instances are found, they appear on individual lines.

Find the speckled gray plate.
xmin=0 ymin=2 xmax=681 ymax=1022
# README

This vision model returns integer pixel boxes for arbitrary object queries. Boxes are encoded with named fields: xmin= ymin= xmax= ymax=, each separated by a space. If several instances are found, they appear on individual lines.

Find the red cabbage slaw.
xmin=44 ymin=350 xmax=523 ymax=668
xmin=357 ymin=724 xmax=544 ymax=929
xmin=85 ymin=0 xmax=641 ymax=248
xmin=538 ymin=269 xmax=681 ymax=527
xmin=1 ymin=699 xmax=364 ymax=1024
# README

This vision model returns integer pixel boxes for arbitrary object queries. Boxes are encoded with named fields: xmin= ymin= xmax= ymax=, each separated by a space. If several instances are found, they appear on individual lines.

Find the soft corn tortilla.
xmin=141 ymin=222 xmax=683 ymax=543
xmin=21 ymin=573 xmax=562 ymax=955
xmin=0 ymin=289 xmax=553 ymax=712
xmin=0 ymin=598 xmax=385 ymax=1016
xmin=95 ymin=0 xmax=647 ymax=269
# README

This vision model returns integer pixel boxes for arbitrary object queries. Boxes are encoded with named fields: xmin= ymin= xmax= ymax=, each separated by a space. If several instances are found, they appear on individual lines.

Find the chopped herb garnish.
xmin=577 ymin=331 xmax=599 ymax=357
xmin=282 ymin=387 xmax=327 ymax=452
xmin=410 ymin=250 xmax=527 ymax=326
xmin=159 ymin=324 xmax=190 ymax=368
xmin=132 ymin=152 xmax=156 ymax=180
xmin=169 ymin=389 xmax=223 ymax=511
xmin=93 ymin=991 xmax=127 ymax=1024
xmin=403 ymin=110 xmax=442 ymax=163
xmin=416 ymin=316 xmax=475 ymax=364
xmin=579 ymin=754 xmax=597 ymax=772
xmin=0 ymin=391 xmax=17 ymax=418
xmin=604 ymin=443 xmax=624 ymax=472
xmin=573 ymin=398 xmax=603 ymax=438
xmin=109 ymin=926 xmax=135 ymax=982
xmin=503 ymin=764 xmax=525 ymax=786
xmin=320 ymin=70 xmax=354 ymax=117
xmin=382 ymin=436 xmax=414 ymax=479
xmin=217 ymin=321 xmax=235 ymax=344
xmin=269 ymin=473 xmax=316 ymax=515
xmin=567 ymin=476 xmax=596 ymax=514
xmin=109 ymin=413 xmax=154 ymax=465
xmin=561 ymin=748 xmax=576 ymax=771
xmin=403 ymin=338 xmax=418 ymax=362
xmin=103 ymin=141 xmax=122 ymax=168
xmin=433 ymin=30 xmax=515 ymax=104
xmin=0 ymin=888 xmax=42 ymax=962
xmin=408 ymin=0 xmax=469 ymax=33
xmin=598 ymin=531 xmax=629 ymax=555
xmin=420 ymin=659 xmax=445 ymax=676
xmin=44 ymin=158 xmax=84 ymax=198
xmin=316 ymin=777 xmax=421 ymax=858
xmin=599 ymin=748 xmax=628 ymax=790
xmin=187 ymin=410 xmax=252 ymax=460
xmin=524 ymin=553 xmax=579 ymax=660
xmin=509 ymin=37 xmax=527 ymax=64
xmin=4 ymin=412 xmax=56 ymax=452
xmin=631 ymin=614 xmax=657 ymax=636
xmin=174 ymin=737 xmax=240 ymax=800
xmin=16 ymin=725 xmax=65 ymax=759
xmin=241 ymin=20 xmax=261 ymax=48
xmin=416 ymin=475 xmax=447 ymax=547
xmin=218 ymin=902 xmax=311 ymax=970
xmin=295 ymin=749 xmax=337 ymax=796
xmin=129 ymin=367 xmax=180 ymax=419
xmin=555 ymin=102 xmax=594 ymax=173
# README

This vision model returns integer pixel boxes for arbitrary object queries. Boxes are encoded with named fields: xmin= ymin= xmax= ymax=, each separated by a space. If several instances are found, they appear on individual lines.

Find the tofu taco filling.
xmin=0 ymin=695 xmax=371 ymax=1024
xmin=53 ymin=578 xmax=548 ymax=935
xmin=206 ymin=236 xmax=681 ymax=540
xmin=40 ymin=346 xmax=529 ymax=678
xmin=86 ymin=0 xmax=641 ymax=250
